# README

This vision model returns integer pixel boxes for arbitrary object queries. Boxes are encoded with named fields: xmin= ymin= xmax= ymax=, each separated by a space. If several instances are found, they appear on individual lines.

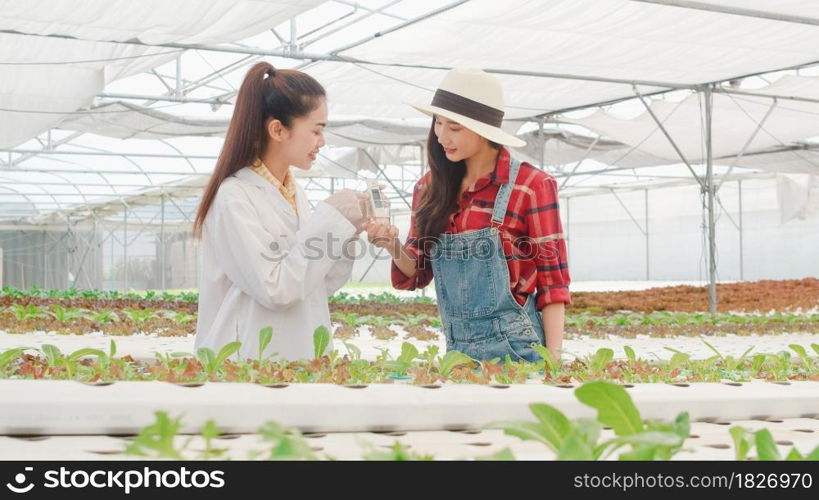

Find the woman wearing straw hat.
xmin=365 ymin=68 xmax=571 ymax=363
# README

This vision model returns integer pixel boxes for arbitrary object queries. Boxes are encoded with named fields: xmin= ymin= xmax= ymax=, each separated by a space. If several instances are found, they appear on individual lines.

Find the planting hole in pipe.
xmin=80 ymin=381 xmax=115 ymax=387
xmin=10 ymin=435 xmax=50 ymax=441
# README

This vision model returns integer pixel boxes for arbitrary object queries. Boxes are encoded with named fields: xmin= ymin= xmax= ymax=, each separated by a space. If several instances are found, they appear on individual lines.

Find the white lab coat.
xmin=195 ymin=166 xmax=358 ymax=361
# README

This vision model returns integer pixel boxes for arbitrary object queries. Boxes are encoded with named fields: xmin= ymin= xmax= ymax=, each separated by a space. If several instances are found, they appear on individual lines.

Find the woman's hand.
xmin=325 ymin=189 xmax=371 ymax=232
xmin=363 ymin=218 xmax=401 ymax=256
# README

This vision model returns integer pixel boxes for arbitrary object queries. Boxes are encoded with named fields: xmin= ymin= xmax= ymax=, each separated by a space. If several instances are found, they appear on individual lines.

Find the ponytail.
xmin=193 ymin=62 xmax=325 ymax=237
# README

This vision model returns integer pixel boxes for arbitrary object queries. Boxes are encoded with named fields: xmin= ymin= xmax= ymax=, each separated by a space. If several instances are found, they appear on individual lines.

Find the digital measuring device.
xmin=366 ymin=179 xmax=391 ymax=219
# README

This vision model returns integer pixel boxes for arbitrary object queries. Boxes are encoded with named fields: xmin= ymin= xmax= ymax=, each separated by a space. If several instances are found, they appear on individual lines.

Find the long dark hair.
xmin=414 ymin=117 xmax=501 ymax=242
xmin=193 ymin=62 xmax=326 ymax=237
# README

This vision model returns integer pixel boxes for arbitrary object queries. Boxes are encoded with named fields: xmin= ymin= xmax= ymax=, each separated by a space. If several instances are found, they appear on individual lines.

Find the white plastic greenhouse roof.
xmin=2 ymin=0 xmax=819 ymax=222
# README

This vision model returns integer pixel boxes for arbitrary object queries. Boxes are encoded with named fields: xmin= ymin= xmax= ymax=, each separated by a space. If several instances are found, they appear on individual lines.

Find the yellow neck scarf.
xmin=250 ymin=158 xmax=298 ymax=215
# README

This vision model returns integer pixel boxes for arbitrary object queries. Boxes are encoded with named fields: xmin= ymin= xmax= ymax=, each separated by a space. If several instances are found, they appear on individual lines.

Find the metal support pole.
xmin=41 ymin=230 xmax=46 ymax=288
xmin=716 ymin=98 xmax=777 ymax=191
xmin=633 ymin=85 xmax=706 ymax=190
xmin=560 ymin=136 xmax=600 ymax=190
xmin=738 ymin=179 xmax=744 ymax=281
xmin=175 ymin=55 xmax=182 ymax=97
xmin=71 ymin=220 xmax=97 ymax=289
xmin=610 ymin=189 xmax=649 ymax=279
xmin=289 ymin=18 xmax=298 ymax=54
xmin=160 ymin=193 xmax=166 ymax=291
xmin=110 ymin=225 xmax=114 ymax=289
xmin=645 ymin=188 xmax=650 ymax=280
xmin=182 ymin=232 xmax=187 ymax=288
xmin=92 ymin=217 xmax=98 ymax=288
xmin=64 ymin=232 xmax=69 ymax=290
xmin=611 ymin=190 xmax=648 ymax=236
xmin=123 ymin=207 xmax=128 ymax=290
xmin=704 ymin=85 xmax=718 ymax=315
xmin=632 ymin=0 xmax=819 ymax=27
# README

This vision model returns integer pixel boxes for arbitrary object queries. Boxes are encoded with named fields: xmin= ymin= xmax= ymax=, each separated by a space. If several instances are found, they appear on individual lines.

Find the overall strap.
xmin=490 ymin=157 xmax=521 ymax=226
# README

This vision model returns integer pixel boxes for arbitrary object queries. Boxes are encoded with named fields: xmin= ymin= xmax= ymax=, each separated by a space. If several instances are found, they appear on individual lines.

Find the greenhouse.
xmin=0 ymin=0 xmax=818 ymax=471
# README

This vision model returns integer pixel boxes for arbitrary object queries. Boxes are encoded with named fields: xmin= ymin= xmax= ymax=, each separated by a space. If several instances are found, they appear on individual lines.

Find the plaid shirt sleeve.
xmin=526 ymin=174 xmax=572 ymax=308
xmin=391 ymin=178 xmax=434 ymax=290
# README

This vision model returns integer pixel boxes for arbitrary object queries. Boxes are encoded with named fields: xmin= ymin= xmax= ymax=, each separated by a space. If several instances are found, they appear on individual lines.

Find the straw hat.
xmin=408 ymin=68 xmax=525 ymax=147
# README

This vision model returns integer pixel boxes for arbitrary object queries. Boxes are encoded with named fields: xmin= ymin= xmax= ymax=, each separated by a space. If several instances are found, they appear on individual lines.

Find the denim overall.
xmin=430 ymin=158 xmax=546 ymax=363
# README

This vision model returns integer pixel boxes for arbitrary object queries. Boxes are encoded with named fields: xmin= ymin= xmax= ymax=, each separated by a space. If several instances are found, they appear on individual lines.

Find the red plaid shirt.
xmin=391 ymin=147 xmax=571 ymax=309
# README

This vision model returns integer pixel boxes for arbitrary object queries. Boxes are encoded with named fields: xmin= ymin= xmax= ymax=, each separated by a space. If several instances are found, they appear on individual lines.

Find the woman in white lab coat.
xmin=193 ymin=62 xmax=370 ymax=361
